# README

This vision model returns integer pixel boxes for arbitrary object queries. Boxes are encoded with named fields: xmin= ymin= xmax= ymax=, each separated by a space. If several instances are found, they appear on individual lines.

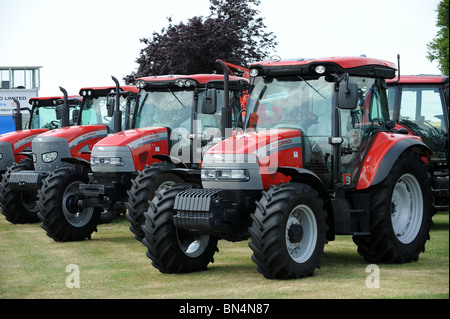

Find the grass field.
xmin=0 ymin=211 xmax=448 ymax=299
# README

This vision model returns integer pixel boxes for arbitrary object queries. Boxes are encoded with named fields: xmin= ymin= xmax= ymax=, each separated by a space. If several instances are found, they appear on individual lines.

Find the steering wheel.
xmin=289 ymin=110 xmax=319 ymax=129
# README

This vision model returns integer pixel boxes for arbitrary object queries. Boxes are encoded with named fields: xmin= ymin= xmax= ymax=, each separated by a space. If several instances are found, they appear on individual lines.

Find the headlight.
xmin=90 ymin=156 xmax=124 ymax=166
xmin=201 ymin=169 xmax=249 ymax=181
xmin=32 ymin=153 xmax=37 ymax=163
xmin=42 ymin=151 xmax=58 ymax=163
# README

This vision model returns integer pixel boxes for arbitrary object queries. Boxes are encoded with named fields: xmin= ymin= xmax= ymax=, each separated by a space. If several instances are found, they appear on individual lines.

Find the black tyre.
xmin=353 ymin=150 xmax=433 ymax=263
xmin=142 ymin=183 xmax=219 ymax=273
xmin=126 ymin=163 xmax=183 ymax=241
xmin=37 ymin=164 xmax=101 ymax=242
xmin=249 ymin=183 xmax=328 ymax=279
xmin=0 ymin=158 xmax=39 ymax=224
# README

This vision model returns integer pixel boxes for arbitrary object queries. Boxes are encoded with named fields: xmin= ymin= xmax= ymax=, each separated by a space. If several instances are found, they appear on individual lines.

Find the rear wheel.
xmin=0 ymin=158 xmax=39 ymax=224
xmin=142 ymin=183 xmax=218 ymax=273
xmin=249 ymin=183 xmax=328 ymax=279
xmin=126 ymin=163 xmax=183 ymax=241
xmin=37 ymin=164 xmax=101 ymax=242
xmin=353 ymin=150 xmax=433 ymax=263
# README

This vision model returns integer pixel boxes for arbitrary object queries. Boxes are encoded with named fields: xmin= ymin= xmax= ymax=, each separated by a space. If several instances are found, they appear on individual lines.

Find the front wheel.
xmin=37 ymin=164 xmax=101 ymax=242
xmin=126 ymin=163 xmax=183 ymax=241
xmin=142 ymin=183 xmax=218 ymax=273
xmin=0 ymin=158 xmax=39 ymax=224
xmin=353 ymin=150 xmax=433 ymax=263
xmin=249 ymin=183 xmax=328 ymax=279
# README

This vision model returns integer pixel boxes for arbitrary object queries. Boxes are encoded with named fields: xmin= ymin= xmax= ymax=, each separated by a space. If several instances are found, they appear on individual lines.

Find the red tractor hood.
xmin=208 ymin=128 xmax=302 ymax=159
xmin=36 ymin=125 xmax=108 ymax=144
xmin=0 ymin=129 xmax=49 ymax=147
xmin=93 ymin=126 xmax=168 ymax=148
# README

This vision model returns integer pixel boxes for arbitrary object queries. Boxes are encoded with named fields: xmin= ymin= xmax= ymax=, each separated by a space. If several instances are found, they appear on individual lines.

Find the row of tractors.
xmin=0 ymin=57 xmax=448 ymax=279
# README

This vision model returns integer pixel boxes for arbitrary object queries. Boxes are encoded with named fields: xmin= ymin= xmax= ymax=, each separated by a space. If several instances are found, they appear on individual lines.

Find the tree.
xmin=124 ymin=0 xmax=277 ymax=83
xmin=427 ymin=0 xmax=449 ymax=75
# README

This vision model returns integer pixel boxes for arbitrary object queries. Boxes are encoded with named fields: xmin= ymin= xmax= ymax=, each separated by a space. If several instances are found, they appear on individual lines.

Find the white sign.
xmin=0 ymin=89 xmax=38 ymax=115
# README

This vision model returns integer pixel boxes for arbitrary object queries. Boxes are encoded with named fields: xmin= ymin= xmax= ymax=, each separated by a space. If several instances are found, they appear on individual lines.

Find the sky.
xmin=0 ymin=0 xmax=443 ymax=97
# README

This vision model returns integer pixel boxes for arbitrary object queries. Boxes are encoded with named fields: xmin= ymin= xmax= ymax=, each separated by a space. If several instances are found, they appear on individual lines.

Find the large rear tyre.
xmin=353 ymin=150 xmax=433 ymax=263
xmin=142 ymin=183 xmax=218 ymax=273
xmin=126 ymin=163 xmax=183 ymax=241
xmin=37 ymin=164 xmax=101 ymax=242
xmin=249 ymin=183 xmax=328 ymax=279
xmin=0 ymin=158 xmax=39 ymax=224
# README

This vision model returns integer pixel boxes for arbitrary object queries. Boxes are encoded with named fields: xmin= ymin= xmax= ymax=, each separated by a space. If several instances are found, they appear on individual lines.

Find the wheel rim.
xmin=21 ymin=192 xmax=39 ymax=213
xmin=63 ymin=181 xmax=93 ymax=227
xmin=157 ymin=180 xmax=177 ymax=193
xmin=285 ymin=204 xmax=318 ymax=263
xmin=391 ymin=173 xmax=423 ymax=244
xmin=177 ymin=229 xmax=210 ymax=258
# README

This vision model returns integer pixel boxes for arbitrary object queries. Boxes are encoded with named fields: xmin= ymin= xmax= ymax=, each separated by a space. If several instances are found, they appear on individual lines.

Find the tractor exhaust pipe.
xmin=216 ymin=59 xmax=231 ymax=138
xmin=59 ymin=86 xmax=70 ymax=128
xmin=12 ymin=98 xmax=23 ymax=131
xmin=111 ymin=75 xmax=122 ymax=133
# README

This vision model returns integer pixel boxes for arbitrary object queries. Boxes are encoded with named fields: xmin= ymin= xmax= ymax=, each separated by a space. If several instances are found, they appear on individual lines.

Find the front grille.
xmin=173 ymin=188 xmax=222 ymax=231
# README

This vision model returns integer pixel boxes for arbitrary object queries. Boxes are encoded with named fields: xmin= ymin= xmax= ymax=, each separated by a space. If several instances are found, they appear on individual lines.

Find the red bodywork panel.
xmin=0 ymin=129 xmax=49 ymax=161
xmin=93 ymin=127 xmax=169 ymax=171
xmin=207 ymin=129 xmax=304 ymax=188
xmin=387 ymin=75 xmax=446 ymax=84
xmin=37 ymin=125 xmax=108 ymax=161
xmin=253 ymin=56 xmax=397 ymax=70
xmin=356 ymin=132 xmax=423 ymax=190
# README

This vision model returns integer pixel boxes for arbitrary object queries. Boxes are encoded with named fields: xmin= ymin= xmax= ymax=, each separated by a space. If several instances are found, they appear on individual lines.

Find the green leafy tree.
xmin=124 ymin=0 xmax=277 ymax=83
xmin=427 ymin=0 xmax=449 ymax=75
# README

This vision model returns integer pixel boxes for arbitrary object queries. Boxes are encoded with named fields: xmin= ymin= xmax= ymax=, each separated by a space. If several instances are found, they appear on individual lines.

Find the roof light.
xmin=136 ymin=80 xmax=146 ymax=89
xmin=315 ymin=65 xmax=326 ymax=74
xmin=249 ymin=69 xmax=259 ymax=77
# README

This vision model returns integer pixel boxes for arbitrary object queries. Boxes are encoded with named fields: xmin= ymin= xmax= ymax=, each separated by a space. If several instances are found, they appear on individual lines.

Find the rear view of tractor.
xmin=50 ymin=68 xmax=249 ymax=242
xmin=387 ymin=75 xmax=449 ymax=212
xmin=0 ymin=82 xmax=138 ymax=225
xmin=141 ymin=56 xmax=433 ymax=279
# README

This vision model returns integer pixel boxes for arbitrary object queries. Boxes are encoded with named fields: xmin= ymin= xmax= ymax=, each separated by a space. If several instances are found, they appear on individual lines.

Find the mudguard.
xmin=356 ymin=133 xmax=430 ymax=190
xmin=61 ymin=157 xmax=91 ymax=169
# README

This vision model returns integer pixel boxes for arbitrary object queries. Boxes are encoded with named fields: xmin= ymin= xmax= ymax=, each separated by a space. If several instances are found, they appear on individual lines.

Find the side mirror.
xmin=202 ymin=89 xmax=217 ymax=114
xmin=71 ymin=109 xmax=80 ymax=123
xmin=338 ymin=82 xmax=358 ymax=109
xmin=107 ymin=97 xmax=115 ymax=117
xmin=56 ymin=104 xmax=62 ymax=120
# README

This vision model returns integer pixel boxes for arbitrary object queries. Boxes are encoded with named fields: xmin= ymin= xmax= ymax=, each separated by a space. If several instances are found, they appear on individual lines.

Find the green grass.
xmin=0 ymin=211 xmax=448 ymax=299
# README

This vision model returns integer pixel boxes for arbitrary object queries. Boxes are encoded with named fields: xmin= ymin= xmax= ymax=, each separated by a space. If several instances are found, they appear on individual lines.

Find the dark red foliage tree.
xmin=124 ymin=0 xmax=277 ymax=83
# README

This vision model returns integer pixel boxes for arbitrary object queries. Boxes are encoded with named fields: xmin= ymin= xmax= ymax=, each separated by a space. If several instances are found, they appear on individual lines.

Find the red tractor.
xmin=0 ymin=95 xmax=81 ymax=176
xmin=0 ymin=81 xmax=139 ymax=224
xmin=387 ymin=75 xmax=448 ymax=212
xmin=41 ymin=67 xmax=249 ymax=242
xmin=141 ymin=56 xmax=433 ymax=279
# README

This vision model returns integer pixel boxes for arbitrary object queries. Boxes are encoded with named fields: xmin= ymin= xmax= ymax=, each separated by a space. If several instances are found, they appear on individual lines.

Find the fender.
xmin=61 ymin=157 xmax=91 ymax=169
xmin=169 ymin=168 xmax=201 ymax=185
xmin=152 ymin=154 xmax=188 ymax=169
xmin=356 ymin=135 xmax=430 ymax=190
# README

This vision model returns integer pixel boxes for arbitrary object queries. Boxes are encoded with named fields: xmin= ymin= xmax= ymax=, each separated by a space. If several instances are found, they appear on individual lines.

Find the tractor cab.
xmin=387 ymin=75 xmax=449 ymax=211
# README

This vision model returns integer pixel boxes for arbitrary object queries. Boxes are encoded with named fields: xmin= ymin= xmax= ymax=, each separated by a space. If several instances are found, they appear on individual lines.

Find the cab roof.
xmin=250 ymin=56 xmax=398 ymax=79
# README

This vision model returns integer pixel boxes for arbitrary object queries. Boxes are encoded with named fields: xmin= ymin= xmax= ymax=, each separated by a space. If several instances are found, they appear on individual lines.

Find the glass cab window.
xmin=245 ymin=75 xmax=389 ymax=186
xmin=80 ymin=95 xmax=128 ymax=132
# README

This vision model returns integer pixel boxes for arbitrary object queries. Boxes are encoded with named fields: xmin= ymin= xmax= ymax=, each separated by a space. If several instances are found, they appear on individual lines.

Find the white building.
xmin=0 ymin=66 xmax=42 ymax=133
